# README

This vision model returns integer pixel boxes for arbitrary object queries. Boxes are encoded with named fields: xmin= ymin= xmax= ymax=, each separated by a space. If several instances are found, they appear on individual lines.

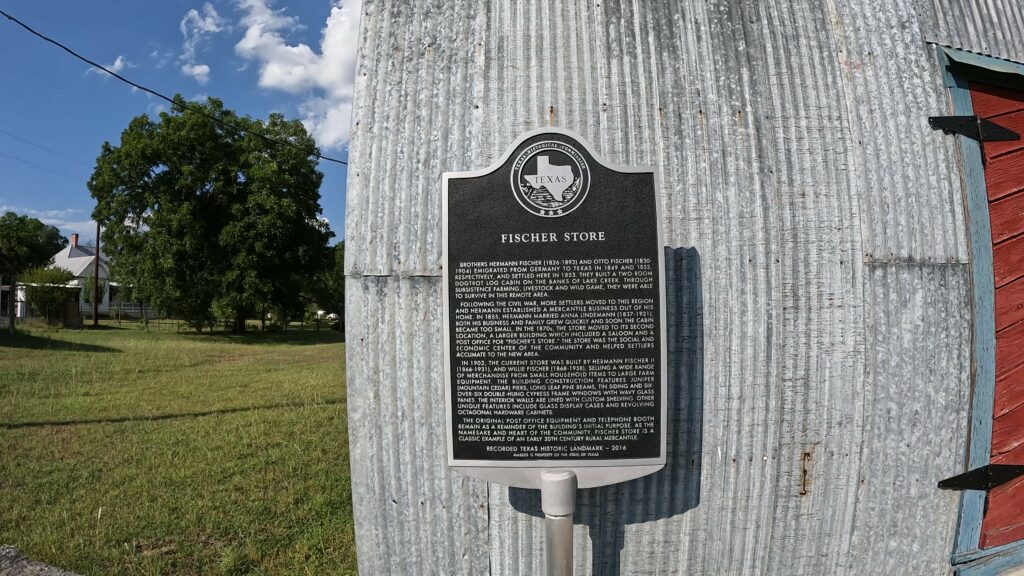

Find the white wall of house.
xmin=0 ymin=284 xmax=28 ymax=319
xmin=12 ymin=285 xmax=26 ymax=319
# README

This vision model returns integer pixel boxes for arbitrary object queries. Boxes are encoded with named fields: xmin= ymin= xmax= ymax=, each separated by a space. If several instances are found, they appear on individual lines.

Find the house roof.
xmin=51 ymin=244 xmax=110 ymax=279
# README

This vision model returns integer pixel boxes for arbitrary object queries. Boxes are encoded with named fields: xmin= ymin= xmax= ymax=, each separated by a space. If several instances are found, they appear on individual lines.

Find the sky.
xmin=0 ymin=0 xmax=360 ymax=244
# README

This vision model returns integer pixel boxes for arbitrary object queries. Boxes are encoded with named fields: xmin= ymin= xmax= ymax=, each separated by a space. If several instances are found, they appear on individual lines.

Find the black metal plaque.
xmin=443 ymin=128 xmax=666 ymax=487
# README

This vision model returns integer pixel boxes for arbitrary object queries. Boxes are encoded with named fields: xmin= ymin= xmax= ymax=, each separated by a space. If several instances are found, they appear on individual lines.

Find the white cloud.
xmin=0 ymin=206 xmax=95 ymax=239
xmin=87 ymin=55 xmax=131 ymax=76
xmin=179 ymin=3 xmax=227 ymax=84
xmin=51 ymin=220 xmax=97 ymax=239
xmin=181 ymin=62 xmax=212 ymax=84
xmin=149 ymin=48 xmax=175 ymax=69
xmin=234 ymin=0 xmax=361 ymax=149
xmin=108 ymin=56 xmax=128 ymax=74
xmin=0 ymin=207 xmax=85 ymax=221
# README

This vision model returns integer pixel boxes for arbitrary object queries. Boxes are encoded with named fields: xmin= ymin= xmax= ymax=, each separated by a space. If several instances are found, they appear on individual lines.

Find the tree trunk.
xmin=7 ymin=274 xmax=15 ymax=335
xmin=233 ymin=315 xmax=246 ymax=334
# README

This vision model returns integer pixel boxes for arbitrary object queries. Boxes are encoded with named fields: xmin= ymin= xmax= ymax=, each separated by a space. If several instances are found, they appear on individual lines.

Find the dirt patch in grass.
xmin=214 ymin=353 xmax=251 ymax=366
xmin=135 ymin=540 xmax=178 ymax=557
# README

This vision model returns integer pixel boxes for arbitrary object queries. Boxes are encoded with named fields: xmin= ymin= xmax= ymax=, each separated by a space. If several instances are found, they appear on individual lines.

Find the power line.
xmin=0 ymin=127 xmax=92 ymax=168
xmin=0 ymin=8 xmax=348 ymax=166
xmin=0 ymin=150 xmax=86 ymax=183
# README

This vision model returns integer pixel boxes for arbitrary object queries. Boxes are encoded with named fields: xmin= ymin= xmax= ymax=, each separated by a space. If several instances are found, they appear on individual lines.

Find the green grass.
xmin=0 ymin=323 xmax=354 ymax=575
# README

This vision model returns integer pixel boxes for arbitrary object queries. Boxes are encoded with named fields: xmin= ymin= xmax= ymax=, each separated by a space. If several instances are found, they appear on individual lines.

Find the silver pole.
xmin=541 ymin=470 xmax=577 ymax=576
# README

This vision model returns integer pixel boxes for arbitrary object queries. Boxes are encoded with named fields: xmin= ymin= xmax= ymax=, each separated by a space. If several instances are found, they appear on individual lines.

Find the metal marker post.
xmin=541 ymin=470 xmax=577 ymax=576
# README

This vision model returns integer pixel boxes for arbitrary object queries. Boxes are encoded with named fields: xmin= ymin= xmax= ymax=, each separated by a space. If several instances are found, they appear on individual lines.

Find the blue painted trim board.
xmin=956 ymin=539 xmax=1024 ymax=566
xmin=946 ymin=48 xmax=1024 ymax=82
xmin=937 ymin=45 xmax=1021 ymax=568
xmin=957 ymin=541 xmax=1024 ymax=576
xmin=939 ymin=45 xmax=996 ymax=559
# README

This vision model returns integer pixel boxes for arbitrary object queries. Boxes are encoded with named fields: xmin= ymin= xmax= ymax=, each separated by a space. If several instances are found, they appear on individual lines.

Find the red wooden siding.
xmin=992 ymin=404 xmax=1024 ymax=461
xmin=995 ymin=277 xmax=1024 ymax=331
xmin=984 ymin=478 xmax=1024 ymax=547
xmin=993 ymin=234 xmax=1024 ymax=287
xmin=995 ymin=362 xmax=1024 ymax=417
xmin=972 ymin=81 xmax=1024 ymax=549
xmin=990 ymin=193 xmax=1024 ymax=245
xmin=996 ymin=320 xmax=1024 ymax=379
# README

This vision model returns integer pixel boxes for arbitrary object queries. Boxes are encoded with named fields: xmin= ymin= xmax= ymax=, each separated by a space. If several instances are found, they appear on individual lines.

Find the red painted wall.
xmin=971 ymin=81 xmax=1024 ymax=549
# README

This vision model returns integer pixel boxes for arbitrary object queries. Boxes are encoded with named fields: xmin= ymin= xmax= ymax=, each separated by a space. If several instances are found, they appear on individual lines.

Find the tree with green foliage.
xmin=22 ymin=267 xmax=76 ymax=325
xmin=305 ymin=241 xmax=345 ymax=315
xmin=325 ymin=242 xmax=346 ymax=314
xmin=89 ymin=96 xmax=334 ymax=333
xmin=83 ymin=275 xmax=107 ymax=307
xmin=0 ymin=211 xmax=68 ymax=334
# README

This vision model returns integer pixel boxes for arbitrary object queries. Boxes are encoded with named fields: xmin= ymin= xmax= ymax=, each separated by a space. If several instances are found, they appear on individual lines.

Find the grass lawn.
xmin=0 ymin=323 xmax=354 ymax=575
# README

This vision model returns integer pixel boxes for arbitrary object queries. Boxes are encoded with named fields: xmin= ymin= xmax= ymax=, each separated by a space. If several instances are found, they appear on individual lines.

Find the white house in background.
xmin=2 ymin=233 xmax=153 ymax=323
xmin=51 ymin=233 xmax=111 ymax=316
xmin=0 ymin=233 xmax=110 ymax=321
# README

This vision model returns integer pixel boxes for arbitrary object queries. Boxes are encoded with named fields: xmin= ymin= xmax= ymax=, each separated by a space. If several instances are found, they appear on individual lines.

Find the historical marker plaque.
xmin=443 ymin=128 xmax=666 ymax=489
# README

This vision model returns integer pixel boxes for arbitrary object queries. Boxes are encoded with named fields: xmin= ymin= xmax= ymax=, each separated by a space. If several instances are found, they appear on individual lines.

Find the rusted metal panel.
xmin=342 ymin=0 xmax=1021 ymax=573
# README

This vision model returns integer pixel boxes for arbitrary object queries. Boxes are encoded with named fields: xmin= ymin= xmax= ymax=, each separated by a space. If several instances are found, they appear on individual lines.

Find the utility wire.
xmin=0 ymin=150 xmax=86 ymax=183
xmin=0 ymin=127 xmax=92 ymax=168
xmin=0 ymin=8 xmax=348 ymax=166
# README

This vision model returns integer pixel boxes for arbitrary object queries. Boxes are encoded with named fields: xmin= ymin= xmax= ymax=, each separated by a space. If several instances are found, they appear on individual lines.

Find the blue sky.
xmin=0 ymin=0 xmax=359 ymax=244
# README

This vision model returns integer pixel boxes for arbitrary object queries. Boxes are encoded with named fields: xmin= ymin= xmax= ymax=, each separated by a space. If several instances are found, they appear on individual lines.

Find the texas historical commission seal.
xmin=511 ymin=141 xmax=591 ymax=217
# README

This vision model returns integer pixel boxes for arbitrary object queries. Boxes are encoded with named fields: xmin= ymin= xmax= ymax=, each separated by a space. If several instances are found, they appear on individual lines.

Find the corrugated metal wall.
xmin=345 ymin=1 xmax=1023 ymax=573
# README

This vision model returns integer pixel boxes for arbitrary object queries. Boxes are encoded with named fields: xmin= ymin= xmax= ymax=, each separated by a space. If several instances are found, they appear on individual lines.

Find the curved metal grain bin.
xmin=344 ymin=1 xmax=1024 ymax=574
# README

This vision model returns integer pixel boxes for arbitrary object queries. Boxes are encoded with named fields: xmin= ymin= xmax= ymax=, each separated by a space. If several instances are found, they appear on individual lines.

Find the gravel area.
xmin=0 ymin=547 xmax=79 ymax=576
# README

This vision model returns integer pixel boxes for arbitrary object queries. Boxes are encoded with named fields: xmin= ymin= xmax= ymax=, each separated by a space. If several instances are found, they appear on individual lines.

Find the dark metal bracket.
xmin=929 ymin=115 xmax=1020 ymax=142
xmin=938 ymin=464 xmax=1024 ymax=491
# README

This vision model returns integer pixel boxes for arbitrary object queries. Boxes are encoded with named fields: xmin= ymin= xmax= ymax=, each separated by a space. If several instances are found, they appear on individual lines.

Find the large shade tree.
xmin=307 ymin=241 xmax=345 ymax=315
xmin=0 ymin=212 xmax=67 ymax=334
xmin=89 ymin=96 xmax=333 ymax=332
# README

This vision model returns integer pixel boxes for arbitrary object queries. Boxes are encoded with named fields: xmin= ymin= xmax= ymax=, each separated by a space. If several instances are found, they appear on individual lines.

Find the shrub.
xmin=22 ymin=267 xmax=76 ymax=325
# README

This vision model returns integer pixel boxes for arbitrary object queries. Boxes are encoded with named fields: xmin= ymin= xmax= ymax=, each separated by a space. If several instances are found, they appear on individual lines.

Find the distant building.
xmin=0 ymin=232 xmax=108 ymax=322
xmin=51 ymin=233 xmax=111 ymax=316
xmin=3 ymin=233 xmax=132 ymax=322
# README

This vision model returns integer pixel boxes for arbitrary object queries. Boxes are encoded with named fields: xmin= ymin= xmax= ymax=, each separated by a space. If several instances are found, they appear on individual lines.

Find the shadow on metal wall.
xmin=509 ymin=246 xmax=705 ymax=575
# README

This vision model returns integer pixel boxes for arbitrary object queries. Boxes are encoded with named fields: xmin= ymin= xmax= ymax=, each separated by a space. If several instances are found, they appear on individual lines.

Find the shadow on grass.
xmin=0 ymin=398 xmax=345 ymax=429
xmin=189 ymin=329 xmax=345 ymax=346
xmin=0 ymin=332 xmax=121 ymax=353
